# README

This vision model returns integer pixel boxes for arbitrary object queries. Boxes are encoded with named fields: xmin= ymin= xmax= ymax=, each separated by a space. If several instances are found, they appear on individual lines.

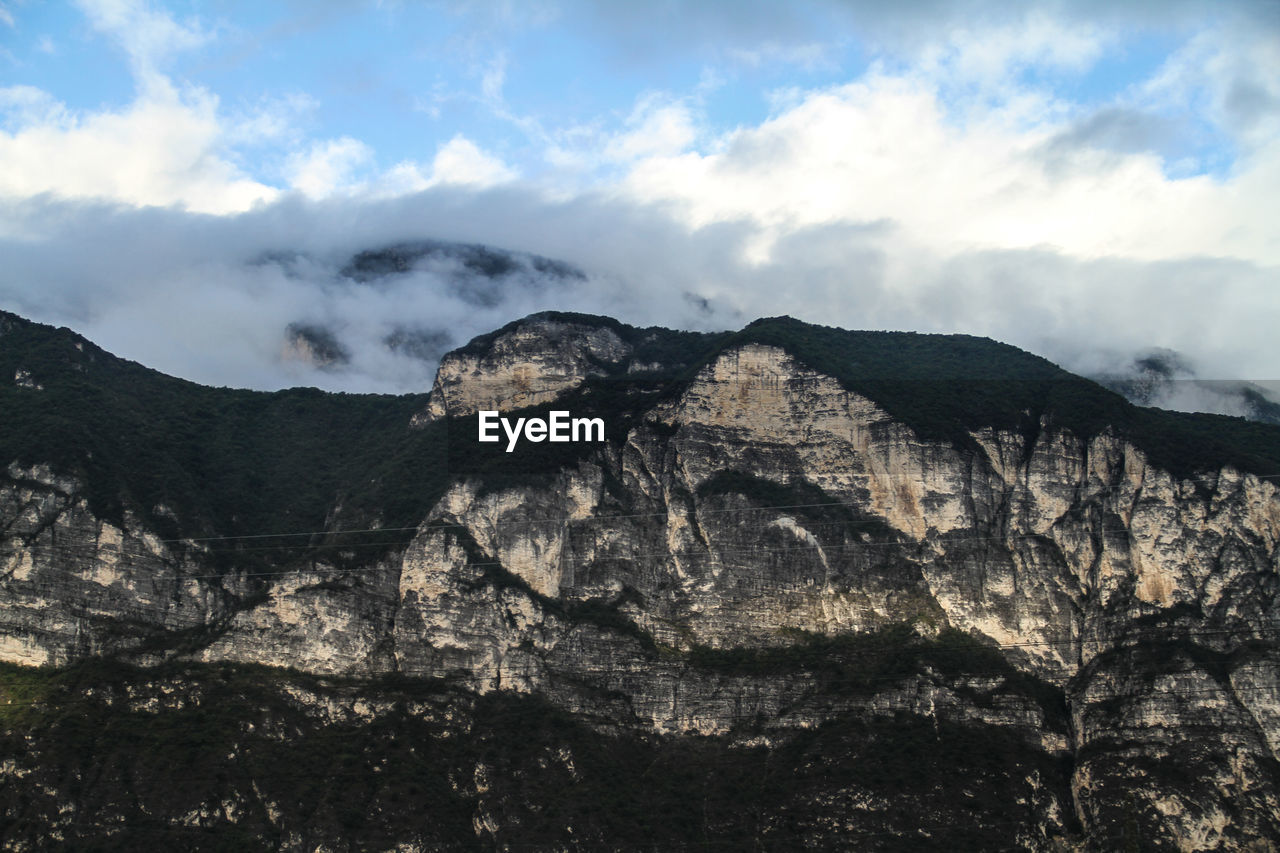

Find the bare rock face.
xmin=1 ymin=462 xmax=215 ymax=667
xmin=419 ymin=316 xmax=632 ymax=423
xmin=3 ymin=311 xmax=1279 ymax=849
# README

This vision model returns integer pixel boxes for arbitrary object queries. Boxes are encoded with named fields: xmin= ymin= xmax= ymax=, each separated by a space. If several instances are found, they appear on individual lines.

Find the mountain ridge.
xmin=5 ymin=305 xmax=1280 ymax=566
xmin=3 ymin=307 xmax=1280 ymax=848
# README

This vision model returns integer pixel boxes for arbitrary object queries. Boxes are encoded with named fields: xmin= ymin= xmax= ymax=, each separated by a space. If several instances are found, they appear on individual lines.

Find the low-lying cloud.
xmin=1 ymin=188 xmax=1274 ymax=415
xmin=1 ymin=1 xmax=1275 ymax=416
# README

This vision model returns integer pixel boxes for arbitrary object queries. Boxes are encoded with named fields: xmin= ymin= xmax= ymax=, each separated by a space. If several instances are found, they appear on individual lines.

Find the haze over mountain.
xmin=1093 ymin=348 xmax=1280 ymax=426
xmin=6 ymin=219 xmax=1276 ymax=426
xmin=2 ymin=1 xmax=1278 ymax=401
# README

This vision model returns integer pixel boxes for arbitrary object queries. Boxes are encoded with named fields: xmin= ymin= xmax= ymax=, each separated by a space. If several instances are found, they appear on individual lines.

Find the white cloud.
xmin=481 ymin=52 xmax=507 ymax=102
xmin=724 ymin=40 xmax=836 ymax=72
xmin=0 ymin=79 xmax=512 ymax=212
xmin=285 ymin=137 xmax=374 ymax=198
xmin=0 ymin=81 xmax=278 ymax=215
xmin=73 ymin=0 xmax=210 ymax=85
xmin=927 ymin=13 xmax=1109 ymax=88
xmin=0 ymin=85 xmax=69 ymax=128
xmin=616 ymin=69 xmax=1280 ymax=267
xmin=0 ymin=0 xmax=285 ymax=215
xmin=1 ymin=0 xmax=1277 ymax=403
xmin=2 ymin=189 xmax=1276 ymax=397
xmin=226 ymin=92 xmax=319 ymax=147
xmin=1141 ymin=24 xmax=1280 ymax=156
xmin=604 ymin=95 xmax=699 ymax=162
xmin=533 ymin=91 xmax=701 ymax=187
xmin=427 ymin=135 xmax=517 ymax=186
xmin=365 ymin=136 xmax=518 ymax=197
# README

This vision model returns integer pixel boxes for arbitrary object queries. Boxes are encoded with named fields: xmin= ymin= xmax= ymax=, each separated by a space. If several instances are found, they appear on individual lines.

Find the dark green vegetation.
xmin=458 ymin=311 xmax=1280 ymax=483
xmin=684 ymin=622 xmax=1069 ymax=728
xmin=726 ymin=316 xmax=1280 ymax=480
xmin=694 ymin=470 xmax=895 ymax=535
xmin=340 ymin=240 xmax=586 ymax=283
xmin=4 ymin=308 xmax=1279 ymax=575
xmin=6 ymin=307 xmax=1278 ymax=849
xmin=452 ymin=309 xmax=731 ymax=379
xmin=284 ymin=322 xmax=349 ymax=366
xmin=0 ymin=311 xmax=451 ymax=571
xmin=0 ymin=654 xmax=1079 ymax=851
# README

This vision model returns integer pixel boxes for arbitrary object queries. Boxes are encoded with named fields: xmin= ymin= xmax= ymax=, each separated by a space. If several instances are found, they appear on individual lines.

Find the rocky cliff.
xmin=2 ymin=309 xmax=1279 ymax=850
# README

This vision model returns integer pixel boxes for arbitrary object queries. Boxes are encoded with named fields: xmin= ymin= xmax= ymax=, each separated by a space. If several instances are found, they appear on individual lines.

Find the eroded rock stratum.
xmin=3 ymin=310 xmax=1278 ymax=850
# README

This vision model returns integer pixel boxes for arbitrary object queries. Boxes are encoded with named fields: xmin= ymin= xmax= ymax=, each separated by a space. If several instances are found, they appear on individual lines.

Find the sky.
xmin=0 ymin=0 xmax=1277 ymax=401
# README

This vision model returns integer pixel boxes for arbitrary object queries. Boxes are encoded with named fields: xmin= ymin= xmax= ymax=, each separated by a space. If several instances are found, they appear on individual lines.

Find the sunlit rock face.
xmin=420 ymin=316 xmax=632 ymax=423
xmin=2 ymin=310 xmax=1279 ymax=849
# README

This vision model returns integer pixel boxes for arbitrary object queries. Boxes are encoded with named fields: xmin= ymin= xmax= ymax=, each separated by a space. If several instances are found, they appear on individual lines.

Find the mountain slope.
xmin=3 ymin=309 xmax=1280 ymax=849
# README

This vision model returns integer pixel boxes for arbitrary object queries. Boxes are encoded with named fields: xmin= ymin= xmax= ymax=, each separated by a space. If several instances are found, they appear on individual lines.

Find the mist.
xmin=0 ymin=187 xmax=1273 ymax=417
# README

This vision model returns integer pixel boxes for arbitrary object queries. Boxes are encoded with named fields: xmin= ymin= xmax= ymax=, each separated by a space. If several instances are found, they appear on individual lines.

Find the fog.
xmin=1 ymin=189 xmax=1274 ymax=417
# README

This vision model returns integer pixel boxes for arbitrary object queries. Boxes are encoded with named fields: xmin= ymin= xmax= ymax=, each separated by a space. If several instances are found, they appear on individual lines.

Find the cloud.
xmin=0 ymin=80 xmax=279 ymax=216
xmin=924 ymin=12 xmax=1108 ymax=86
xmin=445 ymin=1 xmax=1275 ymax=80
xmin=0 ymin=83 xmax=516 ymax=214
xmin=429 ymin=135 xmax=518 ymax=186
xmin=73 ymin=0 xmax=211 ymax=85
xmin=285 ymin=137 xmax=374 ymax=198
xmin=1089 ymin=347 xmax=1280 ymax=421
xmin=0 ymin=76 xmax=516 ymax=211
xmin=1140 ymin=23 xmax=1280 ymax=156
xmin=481 ymin=52 xmax=507 ymax=102
xmin=0 ymin=0 xmax=1276 ymax=411
xmin=1043 ymin=107 xmax=1178 ymax=157
xmin=604 ymin=95 xmax=699 ymax=162
xmin=0 ymin=0 xmax=519 ymax=213
xmin=371 ymin=136 xmax=518 ymax=197
xmin=0 ymin=1 xmax=284 ymax=215
xmin=225 ymin=92 xmax=319 ymax=147
xmin=0 ymin=86 xmax=69 ymax=128
xmin=615 ymin=66 xmax=1280 ymax=267
xmin=0 ymin=188 xmax=1275 ymax=400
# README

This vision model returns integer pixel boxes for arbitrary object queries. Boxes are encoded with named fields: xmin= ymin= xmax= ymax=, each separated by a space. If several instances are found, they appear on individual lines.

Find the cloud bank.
xmin=0 ymin=1 xmax=1275 ymax=413
xmin=2 ymin=188 xmax=1273 ymax=402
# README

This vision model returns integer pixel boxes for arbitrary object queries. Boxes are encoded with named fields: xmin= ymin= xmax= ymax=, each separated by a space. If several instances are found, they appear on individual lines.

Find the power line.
xmin=0 ymin=529 xmax=1075 ymax=561
xmin=7 ymin=461 xmax=1277 ymax=602
xmin=5 ymin=486 xmax=1278 ymax=711
xmin=10 ymin=464 xmax=1279 ymax=549
xmin=10 ymin=510 xmax=1268 ymax=579
xmin=4 ymin=527 xmax=1135 ymax=570
xmin=9 ymin=464 xmax=1277 ymax=554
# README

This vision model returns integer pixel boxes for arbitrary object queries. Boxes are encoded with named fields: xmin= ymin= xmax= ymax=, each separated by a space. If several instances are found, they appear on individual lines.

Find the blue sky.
xmin=0 ymin=2 xmax=1250 ymax=191
xmin=0 ymin=1 xmax=1278 ymax=397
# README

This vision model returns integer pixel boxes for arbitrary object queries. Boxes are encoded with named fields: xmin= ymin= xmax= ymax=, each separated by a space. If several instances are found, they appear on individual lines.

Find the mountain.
xmin=1093 ymin=347 xmax=1280 ymax=426
xmin=2 ymin=308 xmax=1279 ymax=850
xmin=264 ymin=240 xmax=589 ymax=373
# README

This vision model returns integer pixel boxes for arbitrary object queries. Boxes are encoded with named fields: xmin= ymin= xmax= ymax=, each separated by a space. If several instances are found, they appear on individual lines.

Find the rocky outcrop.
xmin=3 ymin=312 xmax=1279 ymax=849
xmin=419 ymin=316 xmax=632 ymax=423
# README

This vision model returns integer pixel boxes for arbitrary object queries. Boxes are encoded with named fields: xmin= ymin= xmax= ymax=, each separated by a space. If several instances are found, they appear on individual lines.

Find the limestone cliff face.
xmin=1 ymin=461 xmax=214 ymax=668
xmin=419 ymin=316 xmax=632 ymax=423
xmin=3 ymin=312 xmax=1279 ymax=849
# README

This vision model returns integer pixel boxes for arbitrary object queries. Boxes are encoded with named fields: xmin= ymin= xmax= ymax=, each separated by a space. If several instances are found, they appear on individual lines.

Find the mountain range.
xmin=2 ymin=307 xmax=1279 ymax=850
